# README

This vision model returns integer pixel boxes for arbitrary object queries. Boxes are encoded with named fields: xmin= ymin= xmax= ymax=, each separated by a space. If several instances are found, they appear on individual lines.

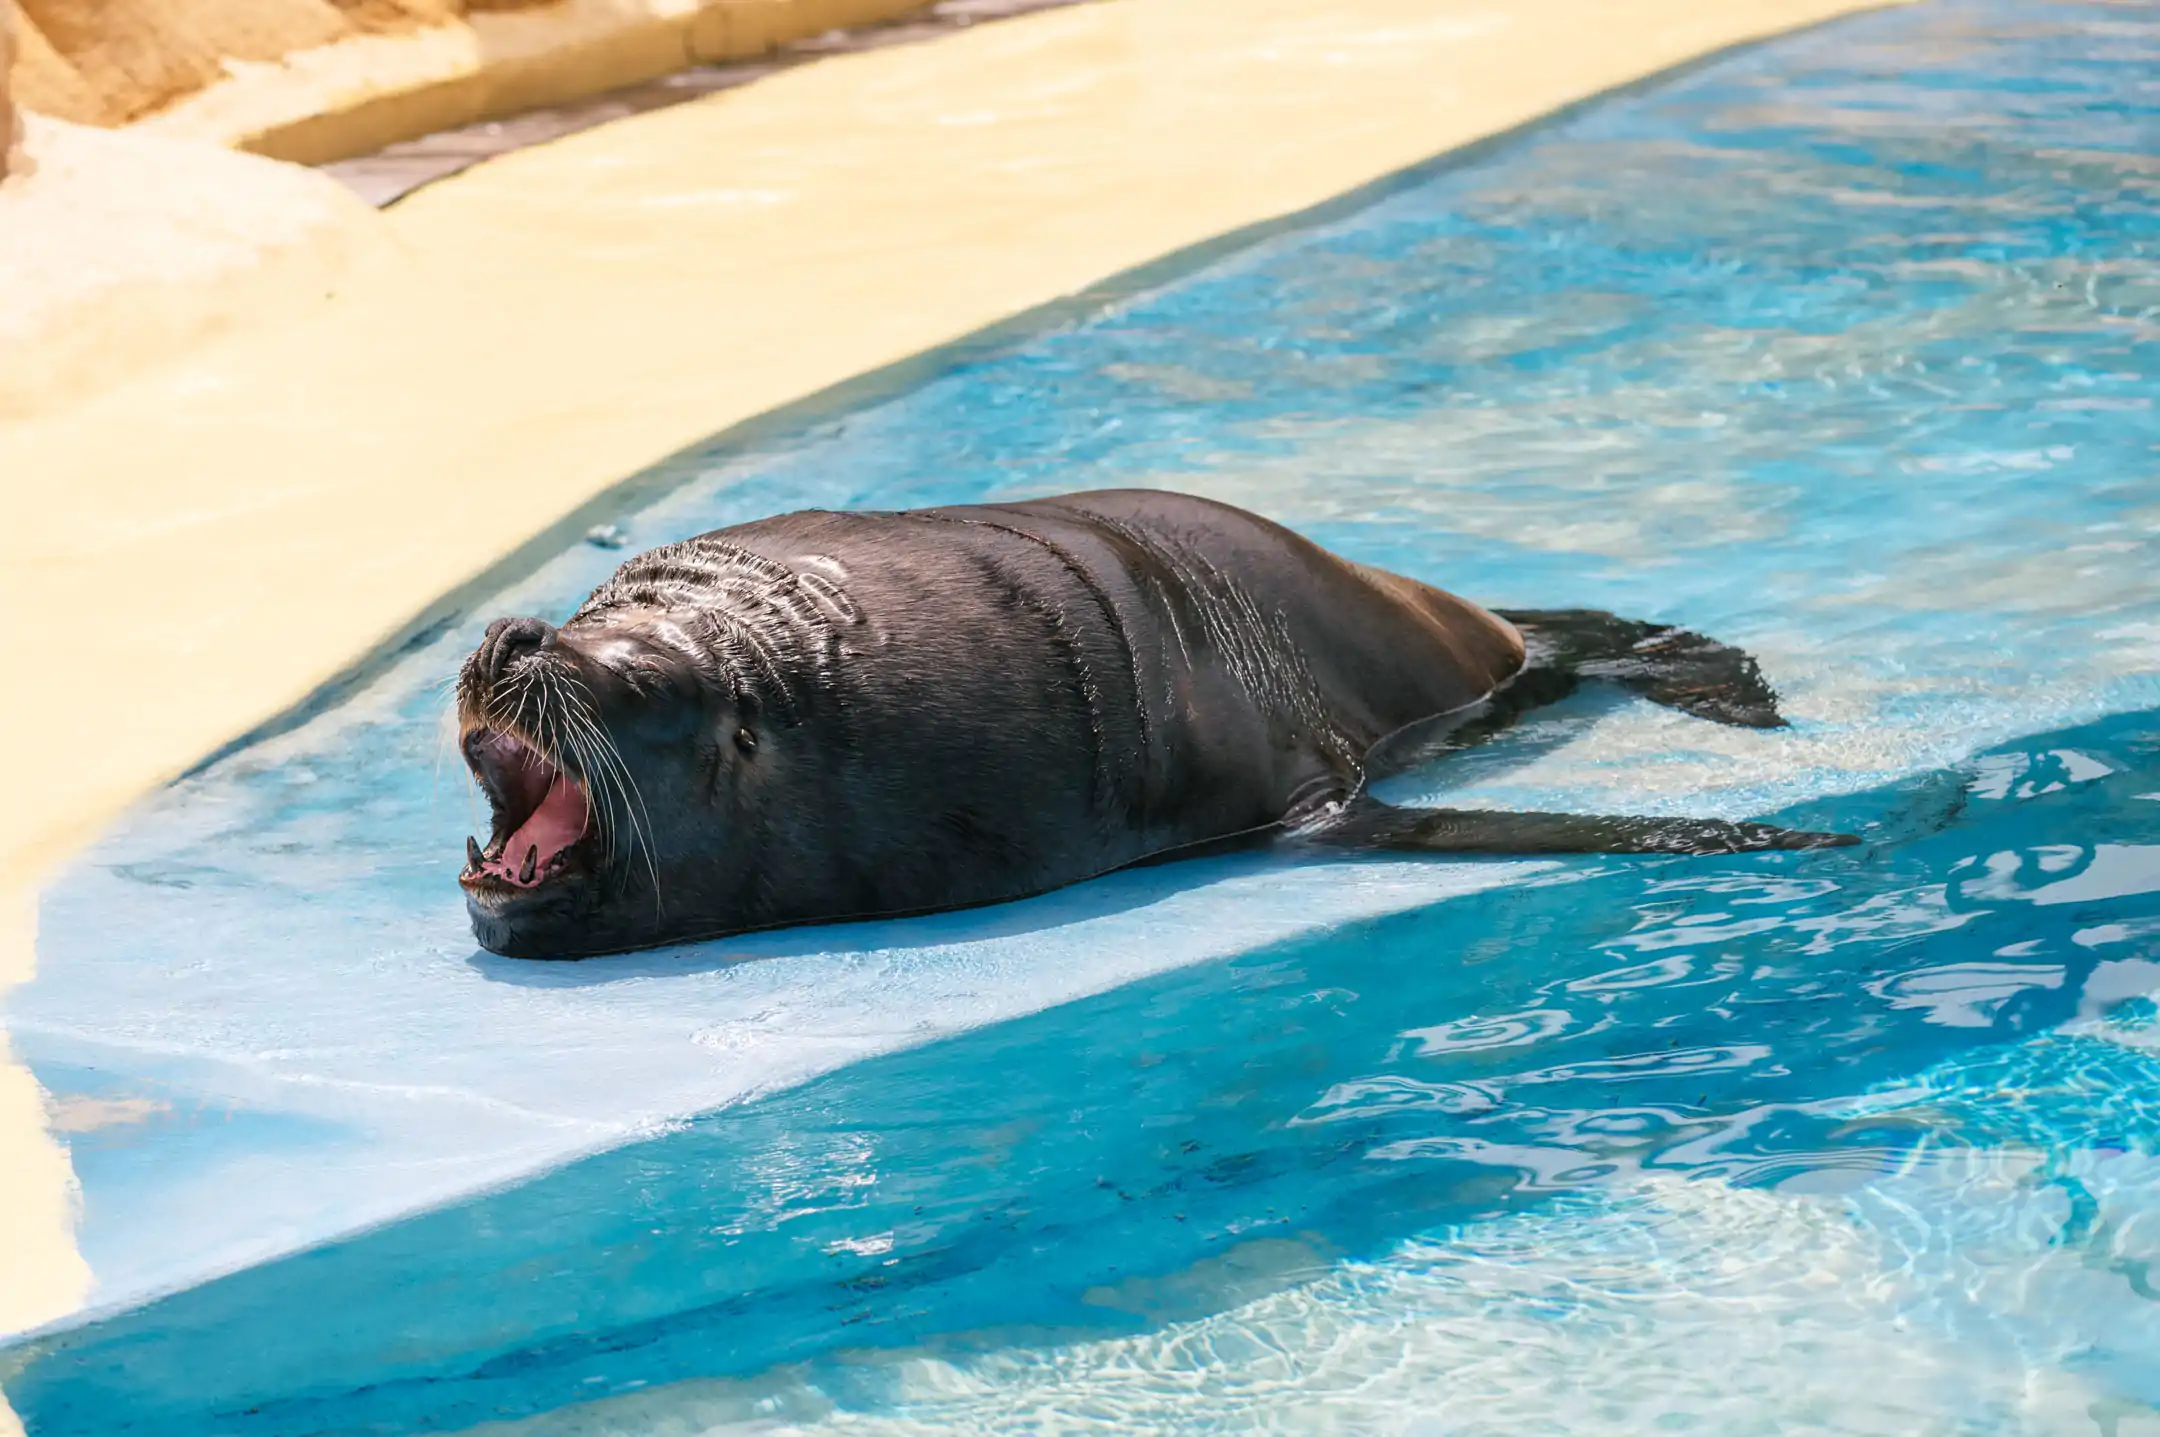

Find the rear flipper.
xmin=1495 ymin=608 xmax=1787 ymax=730
xmin=1305 ymin=798 xmax=1857 ymax=855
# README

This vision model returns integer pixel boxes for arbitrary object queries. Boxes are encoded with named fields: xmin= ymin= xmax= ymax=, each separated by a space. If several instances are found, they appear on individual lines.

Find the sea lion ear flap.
xmin=1494 ymin=608 xmax=1788 ymax=730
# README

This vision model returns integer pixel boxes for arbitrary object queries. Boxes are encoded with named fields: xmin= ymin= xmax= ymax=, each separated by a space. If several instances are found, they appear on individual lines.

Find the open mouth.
xmin=460 ymin=728 xmax=594 ymax=892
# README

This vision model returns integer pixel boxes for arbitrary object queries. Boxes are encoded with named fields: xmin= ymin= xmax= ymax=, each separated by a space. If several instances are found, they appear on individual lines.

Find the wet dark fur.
xmin=456 ymin=489 xmax=1850 ymax=958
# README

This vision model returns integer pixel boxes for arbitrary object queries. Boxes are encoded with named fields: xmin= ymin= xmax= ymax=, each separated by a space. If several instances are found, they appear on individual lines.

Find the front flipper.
xmin=1303 ymin=798 xmax=1857 ymax=855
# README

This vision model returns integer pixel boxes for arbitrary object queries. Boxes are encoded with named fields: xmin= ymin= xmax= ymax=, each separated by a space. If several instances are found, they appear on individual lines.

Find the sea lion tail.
xmin=1494 ymin=608 xmax=1787 ymax=730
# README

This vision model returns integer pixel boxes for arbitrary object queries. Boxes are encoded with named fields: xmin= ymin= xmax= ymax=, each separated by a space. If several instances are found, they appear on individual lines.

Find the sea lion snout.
xmin=473 ymin=616 xmax=557 ymax=691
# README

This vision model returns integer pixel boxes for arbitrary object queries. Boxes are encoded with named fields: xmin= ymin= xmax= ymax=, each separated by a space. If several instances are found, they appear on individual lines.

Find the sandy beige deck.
xmin=0 ymin=0 xmax=1899 ymax=1366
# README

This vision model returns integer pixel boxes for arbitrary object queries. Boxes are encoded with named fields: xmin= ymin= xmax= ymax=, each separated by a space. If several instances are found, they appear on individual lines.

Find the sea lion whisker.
xmin=555 ymin=714 xmax=621 ymax=865
xmin=524 ymin=668 xmax=599 ymax=807
xmin=581 ymin=739 xmax=652 ymax=904
xmin=479 ymin=670 xmax=537 ymax=739
xmin=593 ymin=750 xmax=665 ymax=919
xmin=577 ymin=718 xmax=658 ymax=901
xmin=556 ymin=697 xmax=663 ymax=914
xmin=560 ymin=725 xmax=622 ymax=872
xmin=432 ymin=701 xmax=479 ymax=841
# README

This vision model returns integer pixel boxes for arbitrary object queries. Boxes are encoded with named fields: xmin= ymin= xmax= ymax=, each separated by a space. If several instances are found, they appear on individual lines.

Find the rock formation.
xmin=7 ymin=0 xmax=555 ymax=128
xmin=1 ymin=3 xmax=17 ymax=179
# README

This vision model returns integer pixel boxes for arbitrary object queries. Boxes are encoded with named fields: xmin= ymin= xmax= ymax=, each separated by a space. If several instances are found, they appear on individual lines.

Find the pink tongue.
xmin=488 ymin=775 xmax=588 ymax=886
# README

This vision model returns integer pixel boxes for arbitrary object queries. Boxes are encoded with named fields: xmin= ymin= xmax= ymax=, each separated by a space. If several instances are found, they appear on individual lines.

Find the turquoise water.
xmin=8 ymin=0 xmax=2160 ymax=1431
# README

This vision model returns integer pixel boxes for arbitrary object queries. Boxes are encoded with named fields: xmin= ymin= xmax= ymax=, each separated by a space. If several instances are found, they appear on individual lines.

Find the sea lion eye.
xmin=734 ymin=726 xmax=758 ymax=755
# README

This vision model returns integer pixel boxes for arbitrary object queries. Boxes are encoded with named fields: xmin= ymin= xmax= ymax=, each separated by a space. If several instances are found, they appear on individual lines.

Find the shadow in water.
xmin=10 ymin=711 xmax=2160 ymax=1435
xmin=462 ymin=845 xmax=1302 ymax=987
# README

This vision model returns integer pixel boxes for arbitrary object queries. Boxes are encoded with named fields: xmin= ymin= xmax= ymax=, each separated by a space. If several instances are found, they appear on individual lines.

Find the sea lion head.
xmin=455 ymin=537 xmax=841 ymax=957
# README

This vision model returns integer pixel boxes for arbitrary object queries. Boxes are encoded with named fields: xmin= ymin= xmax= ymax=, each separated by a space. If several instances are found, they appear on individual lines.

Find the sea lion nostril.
xmin=480 ymin=616 xmax=555 ymax=686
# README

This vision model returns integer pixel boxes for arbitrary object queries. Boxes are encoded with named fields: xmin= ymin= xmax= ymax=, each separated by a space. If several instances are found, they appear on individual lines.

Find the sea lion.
xmin=456 ymin=489 xmax=1851 ymax=958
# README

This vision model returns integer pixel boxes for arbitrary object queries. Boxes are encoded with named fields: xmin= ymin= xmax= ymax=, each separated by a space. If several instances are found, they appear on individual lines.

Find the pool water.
xmin=7 ymin=0 xmax=2160 ymax=1431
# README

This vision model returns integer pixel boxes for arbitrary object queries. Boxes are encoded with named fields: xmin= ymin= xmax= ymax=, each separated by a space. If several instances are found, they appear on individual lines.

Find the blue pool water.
xmin=8 ymin=0 xmax=2160 ymax=1430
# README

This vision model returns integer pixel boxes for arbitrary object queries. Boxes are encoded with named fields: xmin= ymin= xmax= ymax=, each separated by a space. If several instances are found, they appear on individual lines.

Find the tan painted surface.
xmin=0 ymin=113 xmax=386 ymax=417
xmin=0 ymin=0 xmax=1900 ymax=1352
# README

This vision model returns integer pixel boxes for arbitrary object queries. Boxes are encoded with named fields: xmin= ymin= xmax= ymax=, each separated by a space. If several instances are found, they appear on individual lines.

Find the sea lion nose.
xmin=478 ymin=616 xmax=556 ymax=686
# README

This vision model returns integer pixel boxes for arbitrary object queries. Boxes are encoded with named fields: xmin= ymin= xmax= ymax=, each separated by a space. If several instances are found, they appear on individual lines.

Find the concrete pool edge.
xmin=0 ymin=0 xmax=1910 ymax=1357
